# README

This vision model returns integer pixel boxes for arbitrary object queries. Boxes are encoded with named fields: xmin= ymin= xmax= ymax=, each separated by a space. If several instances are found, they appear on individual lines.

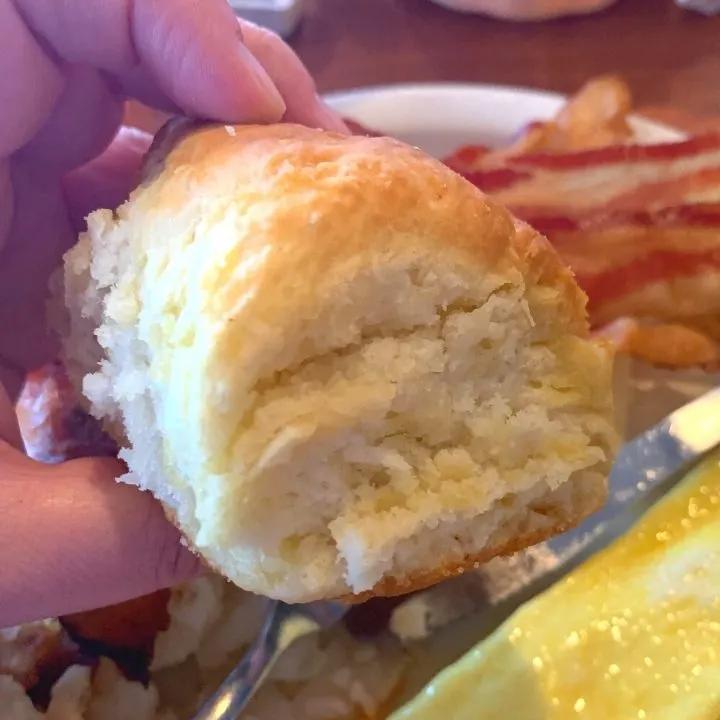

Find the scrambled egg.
xmin=392 ymin=451 xmax=720 ymax=720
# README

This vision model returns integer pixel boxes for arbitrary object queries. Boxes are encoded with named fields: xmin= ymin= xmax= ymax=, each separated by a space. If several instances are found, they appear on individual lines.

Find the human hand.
xmin=0 ymin=0 xmax=346 ymax=627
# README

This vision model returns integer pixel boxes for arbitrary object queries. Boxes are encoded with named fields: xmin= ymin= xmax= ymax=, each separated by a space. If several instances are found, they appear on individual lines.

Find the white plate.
xmin=324 ymin=82 xmax=719 ymax=480
xmin=321 ymin=82 xmax=720 ymax=708
xmin=324 ymin=82 xmax=715 ymax=426
xmin=325 ymin=82 xmax=684 ymax=156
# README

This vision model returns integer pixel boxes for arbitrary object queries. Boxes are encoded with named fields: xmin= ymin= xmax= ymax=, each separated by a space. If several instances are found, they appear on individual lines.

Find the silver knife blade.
xmin=392 ymin=384 xmax=720 ymax=641
xmin=549 ymin=383 xmax=720 ymax=558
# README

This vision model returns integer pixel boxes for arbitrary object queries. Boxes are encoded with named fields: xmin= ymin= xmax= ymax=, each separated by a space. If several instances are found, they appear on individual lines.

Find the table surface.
xmin=292 ymin=0 xmax=720 ymax=117
xmin=124 ymin=0 xmax=720 ymax=134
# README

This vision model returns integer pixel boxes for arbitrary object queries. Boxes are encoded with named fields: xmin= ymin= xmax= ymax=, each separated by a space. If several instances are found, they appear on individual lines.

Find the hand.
xmin=0 ymin=0 xmax=347 ymax=627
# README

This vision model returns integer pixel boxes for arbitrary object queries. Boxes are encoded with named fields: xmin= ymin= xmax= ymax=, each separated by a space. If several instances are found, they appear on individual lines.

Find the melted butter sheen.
xmin=391 ymin=453 xmax=720 ymax=720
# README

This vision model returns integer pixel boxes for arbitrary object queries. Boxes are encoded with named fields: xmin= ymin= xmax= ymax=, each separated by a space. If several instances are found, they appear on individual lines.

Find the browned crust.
xmin=136 ymin=121 xmax=590 ymax=341
xmin=160 ymin=475 xmax=606 ymax=605
xmin=65 ymin=121 xmax=610 ymax=605
xmin=338 ymin=479 xmax=605 ymax=604
xmin=341 ymin=522 xmax=576 ymax=605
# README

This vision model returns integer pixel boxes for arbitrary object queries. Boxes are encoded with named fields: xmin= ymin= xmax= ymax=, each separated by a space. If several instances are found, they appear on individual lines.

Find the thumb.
xmin=0 ymin=382 xmax=201 ymax=627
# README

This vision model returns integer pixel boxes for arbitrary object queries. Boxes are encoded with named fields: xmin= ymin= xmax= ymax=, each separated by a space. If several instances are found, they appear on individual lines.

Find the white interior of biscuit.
xmin=62 ymin=207 xmax=613 ymax=601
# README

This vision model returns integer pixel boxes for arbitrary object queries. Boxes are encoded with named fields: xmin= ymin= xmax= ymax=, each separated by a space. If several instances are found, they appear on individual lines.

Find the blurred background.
xmin=126 ymin=0 xmax=720 ymax=134
xmin=13 ymin=2 xmax=720 ymax=719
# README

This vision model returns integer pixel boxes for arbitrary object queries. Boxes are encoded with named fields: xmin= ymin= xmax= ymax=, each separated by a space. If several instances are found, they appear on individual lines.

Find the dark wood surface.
xmin=124 ymin=0 xmax=720 ymax=133
xmin=291 ymin=0 xmax=720 ymax=116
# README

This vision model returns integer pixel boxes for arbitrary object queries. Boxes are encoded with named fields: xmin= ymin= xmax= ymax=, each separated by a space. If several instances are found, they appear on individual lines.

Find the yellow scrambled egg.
xmin=391 ymin=451 xmax=720 ymax=720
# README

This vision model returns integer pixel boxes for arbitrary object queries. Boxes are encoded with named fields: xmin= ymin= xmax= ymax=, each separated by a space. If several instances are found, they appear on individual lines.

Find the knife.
xmin=391 ymin=384 xmax=720 ymax=641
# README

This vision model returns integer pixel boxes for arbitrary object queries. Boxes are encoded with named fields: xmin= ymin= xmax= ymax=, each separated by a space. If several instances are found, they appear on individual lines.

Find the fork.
xmin=191 ymin=599 xmax=349 ymax=720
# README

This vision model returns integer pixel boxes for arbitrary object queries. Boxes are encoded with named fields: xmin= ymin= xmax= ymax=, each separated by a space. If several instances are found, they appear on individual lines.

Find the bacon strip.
xmin=497 ymin=133 xmax=720 ymax=171
xmin=526 ymin=214 xmax=720 ymax=326
xmin=577 ymin=248 xmax=720 ymax=312
xmin=448 ymin=135 xmax=720 ymax=332
xmin=594 ymin=318 xmax=720 ymax=370
xmin=450 ymin=77 xmax=636 ymax=169
xmin=461 ymin=134 xmax=720 ymax=210
xmin=516 ymin=202 xmax=720 ymax=233
xmin=443 ymin=145 xmax=491 ymax=174
xmin=61 ymin=590 xmax=171 ymax=685
xmin=346 ymin=114 xmax=720 ymax=357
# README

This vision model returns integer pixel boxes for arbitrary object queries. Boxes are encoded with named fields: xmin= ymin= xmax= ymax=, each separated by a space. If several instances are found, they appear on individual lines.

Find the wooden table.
xmin=125 ymin=0 xmax=720 ymax=134
xmin=293 ymin=0 xmax=720 ymax=120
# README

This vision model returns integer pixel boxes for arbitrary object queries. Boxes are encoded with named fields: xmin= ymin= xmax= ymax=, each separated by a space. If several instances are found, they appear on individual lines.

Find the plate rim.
xmin=323 ymin=80 xmax=685 ymax=142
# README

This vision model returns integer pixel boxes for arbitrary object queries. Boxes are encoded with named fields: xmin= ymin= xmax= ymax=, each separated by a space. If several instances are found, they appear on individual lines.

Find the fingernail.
xmin=310 ymin=96 xmax=350 ymax=133
xmin=237 ymin=43 xmax=286 ymax=120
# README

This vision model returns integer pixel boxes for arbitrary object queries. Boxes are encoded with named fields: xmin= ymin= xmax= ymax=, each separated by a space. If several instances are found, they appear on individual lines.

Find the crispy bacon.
xmin=443 ymin=145 xmax=491 ymax=174
xmin=508 ymin=76 xmax=634 ymax=156
xmin=462 ymin=133 xmax=720 ymax=211
xmin=60 ymin=590 xmax=172 ymax=685
xmin=449 ymin=134 xmax=720 ymax=332
xmin=516 ymin=202 xmax=720 ymax=233
xmin=448 ymin=76 xmax=636 ymax=171
xmin=577 ymin=247 xmax=720 ymax=319
xmin=458 ymin=166 xmax=534 ymax=193
xmin=599 ymin=168 xmax=720 ymax=210
xmin=498 ymin=132 xmax=720 ymax=171
xmin=521 ymin=210 xmax=720 ymax=326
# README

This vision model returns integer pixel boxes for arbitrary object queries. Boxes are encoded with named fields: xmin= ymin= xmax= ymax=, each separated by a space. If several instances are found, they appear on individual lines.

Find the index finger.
xmin=2 ymin=0 xmax=285 ymax=154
